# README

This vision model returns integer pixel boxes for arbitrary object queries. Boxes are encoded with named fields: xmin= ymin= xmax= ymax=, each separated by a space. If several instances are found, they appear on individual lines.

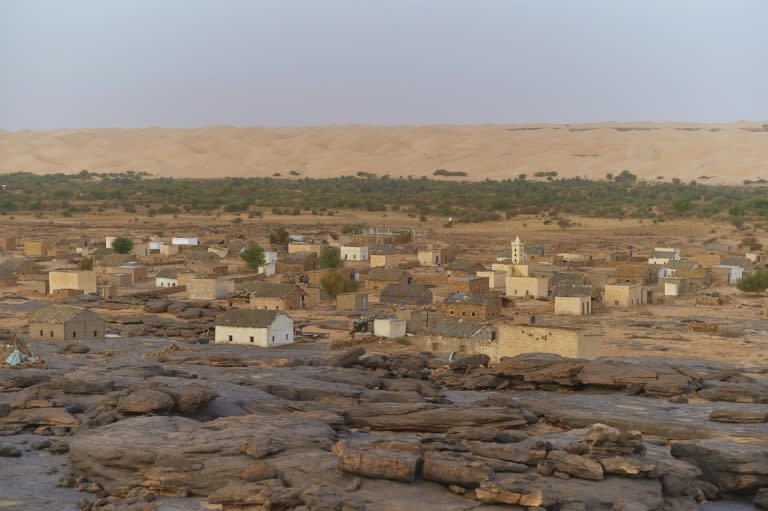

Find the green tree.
xmin=320 ymin=270 xmax=359 ymax=298
xmin=269 ymin=227 xmax=289 ymax=248
xmin=318 ymin=246 xmax=342 ymax=269
xmin=737 ymin=269 xmax=768 ymax=293
xmin=240 ymin=244 xmax=266 ymax=270
xmin=78 ymin=256 xmax=94 ymax=270
xmin=111 ymin=236 xmax=134 ymax=254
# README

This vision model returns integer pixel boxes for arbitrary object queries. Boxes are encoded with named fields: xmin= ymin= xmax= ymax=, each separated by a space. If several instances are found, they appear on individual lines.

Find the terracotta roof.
xmin=215 ymin=309 xmax=290 ymax=328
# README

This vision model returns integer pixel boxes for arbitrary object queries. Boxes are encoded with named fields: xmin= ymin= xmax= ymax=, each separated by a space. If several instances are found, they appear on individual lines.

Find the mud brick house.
xmin=23 ymin=240 xmax=51 ymax=257
xmin=379 ymin=283 xmax=432 ymax=306
xmin=553 ymin=285 xmax=593 ymax=316
xmin=505 ymin=276 xmax=549 ymax=299
xmin=276 ymin=252 xmax=317 ymax=273
xmin=0 ymin=237 xmax=16 ymax=251
xmin=440 ymin=293 xmax=502 ymax=321
xmin=423 ymin=320 xmax=496 ymax=357
xmin=604 ymin=283 xmax=646 ymax=308
xmin=187 ymin=277 xmax=235 ymax=300
xmin=28 ymin=304 xmax=105 ymax=341
xmin=613 ymin=264 xmax=658 ymax=286
xmin=247 ymin=283 xmax=307 ymax=310
xmin=214 ymin=309 xmax=294 ymax=347
xmin=48 ymin=270 xmax=98 ymax=295
xmin=418 ymin=247 xmax=446 ymax=267
xmin=366 ymin=268 xmax=412 ymax=291
xmin=450 ymin=275 xmax=490 ymax=295
xmin=336 ymin=292 xmax=368 ymax=311
xmin=497 ymin=323 xmax=598 ymax=360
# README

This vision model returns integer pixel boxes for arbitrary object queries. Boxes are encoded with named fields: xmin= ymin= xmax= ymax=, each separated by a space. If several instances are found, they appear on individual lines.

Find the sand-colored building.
xmin=476 ymin=270 xmax=507 ymax=289
xmin=604 ymin=283 xmax=646 ymax=308
xmin=247 ymin=283 xmax=307 ymax=310
xmin=366 ymin=268 xmax=412 ymax=290
xmin=505 ymin=276 xmax=549 ymax=299
xmin=336 ymin=292 xmax=368 ymax=311
xmin=440 ymin=293 xmax=502 ymax=321
xmin=450 ymin=275 xmax=490 ymax=295
xmin=496 ymin=323 xmax=598 ymax=361
xmin=188 ymin=278 xmax=235 ymax=300
xmin=23 ymin=240 xmax=51 ymax=257
xmin=48 ymin=270 xmax=98 ymax=295
xmin=554 ymin=295 xmax=592 ymax=315
xmin=423 ymin=320 xmax=496 ymax=358
xmin=379 ymin=283 xmax=432 ymax=306
xmin=28 ymin=304 xmax=105 ymax=341
xmin=418 ymin=247 xmax=447 ymax=267
xmin=0 ymin=237 xmax=16 ymax=251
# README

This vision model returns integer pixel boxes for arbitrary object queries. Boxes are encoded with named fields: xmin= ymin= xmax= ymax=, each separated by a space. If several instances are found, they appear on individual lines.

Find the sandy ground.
xmin=2 ymin=123 xmax=768 ymax=184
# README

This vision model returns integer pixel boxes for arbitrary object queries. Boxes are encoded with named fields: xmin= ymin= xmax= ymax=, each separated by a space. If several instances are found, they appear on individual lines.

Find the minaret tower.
xmin=511 ymin=236 xmax=526 ymax=264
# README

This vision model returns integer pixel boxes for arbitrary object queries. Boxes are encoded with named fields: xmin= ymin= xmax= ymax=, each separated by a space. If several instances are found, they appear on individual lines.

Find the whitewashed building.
xmin=373 ymin=318 xmax=407 ymax=339
xmin=341 ymin=245 xmax=369 ymax=262
xmin=172 ymin=237 xmax=199 ymax=246
xmin=215 ymin=309 xmax=294 ymax=347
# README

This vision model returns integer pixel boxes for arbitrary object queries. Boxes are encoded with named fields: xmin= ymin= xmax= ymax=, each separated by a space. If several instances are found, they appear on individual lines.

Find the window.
xmin=40 ymin=330 xmax=43 ymax=336
xmin=93 ymin=330 xmax=98 ymax=337
xmin=285 ymin=333 xmax=288 ymax=340
xmin=228 ymin=335 xmax=233 ymax=342
xmin=614 ymin=300 xmax=619 ymax=306
xmin=272 ymin=336 xmax=275 ymax=343
xmin=50 ymin=331 xmax=53 ymax=337
xmin=249 ymin=336 xmax=254 ymax=343
xmin=73 ymin=331 xmax=77 ymax=338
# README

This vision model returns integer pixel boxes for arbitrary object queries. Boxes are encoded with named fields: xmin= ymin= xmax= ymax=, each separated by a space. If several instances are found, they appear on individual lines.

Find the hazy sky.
xmin=2 ymin=0 xmax=767 ymax=129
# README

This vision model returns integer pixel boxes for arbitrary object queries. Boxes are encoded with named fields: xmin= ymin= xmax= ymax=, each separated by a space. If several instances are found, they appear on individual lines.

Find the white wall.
xmin=373 ymin=319 xmax=407 ymax=338
xmin=155 ymin=277 xmax=178 ymax=288
xmin=341 ymin=246 xmax=369 ymax=261
xmin=215 ymin=313 xmax=294 ymax=347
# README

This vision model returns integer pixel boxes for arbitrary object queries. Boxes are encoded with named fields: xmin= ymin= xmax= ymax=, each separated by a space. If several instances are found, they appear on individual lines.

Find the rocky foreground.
xmin=1 ymin=338 xmax=767 ymax=511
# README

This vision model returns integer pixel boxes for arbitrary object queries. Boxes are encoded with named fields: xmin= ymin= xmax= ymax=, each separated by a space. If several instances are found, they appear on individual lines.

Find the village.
xmin=1 ymin=212 xmax=766 ymax=368
xmin=2 ymin=211 xmax=768 ymax=511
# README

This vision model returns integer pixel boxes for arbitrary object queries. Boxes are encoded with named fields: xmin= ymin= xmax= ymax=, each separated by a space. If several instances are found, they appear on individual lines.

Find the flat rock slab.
xmin=709 ymin=407 xmax=768 ymax=423
xmin=461 ymin=390 xmax=768 ymax=443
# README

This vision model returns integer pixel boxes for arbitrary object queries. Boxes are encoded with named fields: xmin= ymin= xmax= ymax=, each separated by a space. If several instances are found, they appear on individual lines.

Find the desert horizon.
xmin=2 ymin=122 xmax=768 ymax=185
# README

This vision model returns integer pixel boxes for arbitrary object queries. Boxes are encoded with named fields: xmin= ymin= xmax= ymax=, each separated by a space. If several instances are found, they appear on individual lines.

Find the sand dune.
xmin=1 ymin=123 xmax=767 ymax=184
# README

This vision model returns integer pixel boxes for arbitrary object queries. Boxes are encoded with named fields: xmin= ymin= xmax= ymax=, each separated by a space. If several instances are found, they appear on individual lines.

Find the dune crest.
xmin=1 ymin=123 xmax=767 ymax=184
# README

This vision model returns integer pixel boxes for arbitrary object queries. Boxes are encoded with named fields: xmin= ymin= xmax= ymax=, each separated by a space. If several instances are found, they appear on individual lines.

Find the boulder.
xmin=567 ymin=423 xmax=644 ymax=457
xmin=143 ymin=300 xmax=170 ymax=313
xmin=206 ymin=479 xmax=301 ymax=509
xmin=671 ymin=439 xmax=768 ymax=493
xmin=421 ymin=450 xmax=493 ymax=488
xmin=697 ymin=382 xmax=768 ymax=403
xmin=239 ymin=461 xmax=278 ymax=482
xmin=332 ymin=438 xmax=421 ymax=482
xmin=545 ymin=450 xmax=604 ymax=480
xmin=117 ymin=389 xmax=175 ymax=415
xmin=148 ymin=382 xmax=219 ymax=415
xmin=754 ymin=488 xmax=768 ymax=510
xmin=0 ymin=444 xmax=22 ymax=457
